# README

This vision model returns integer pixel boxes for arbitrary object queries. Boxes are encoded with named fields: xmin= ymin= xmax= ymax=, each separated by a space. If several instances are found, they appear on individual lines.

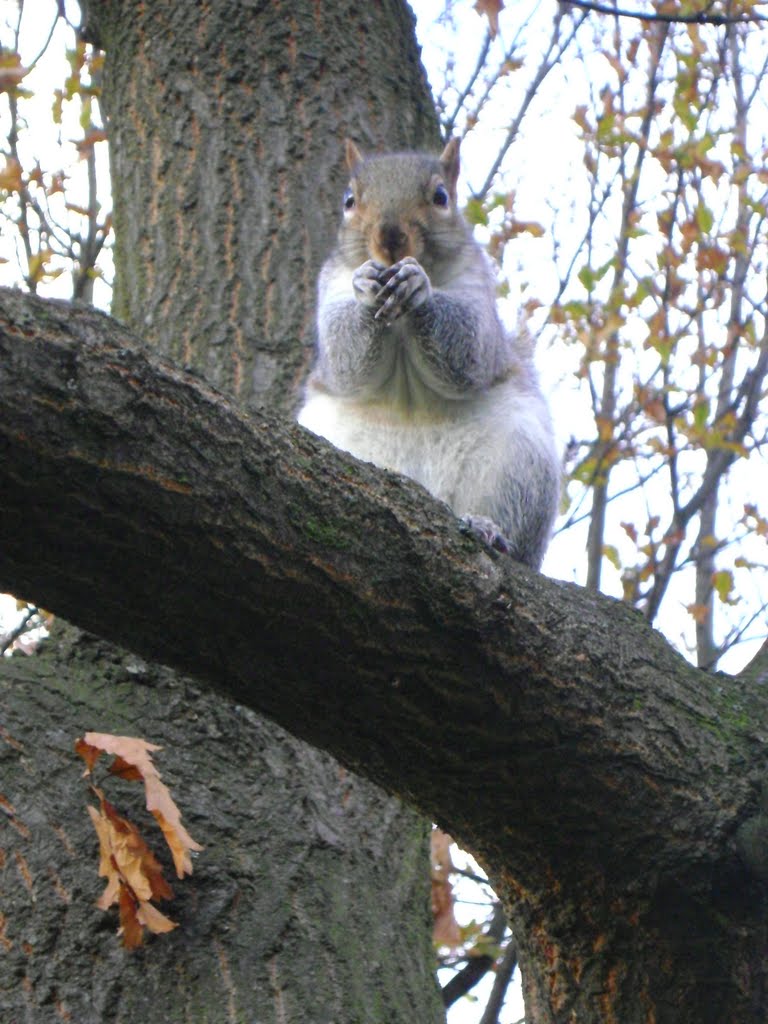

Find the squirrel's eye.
xmin=433 ymin=184 xmax=449 ymax=207
xmin=343 ymin=188 xmax=355 ymax=211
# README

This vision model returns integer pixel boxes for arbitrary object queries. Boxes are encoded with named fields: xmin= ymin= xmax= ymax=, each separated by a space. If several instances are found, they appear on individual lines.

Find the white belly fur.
xmin=298 ymin=381 xmax=553 ymax=523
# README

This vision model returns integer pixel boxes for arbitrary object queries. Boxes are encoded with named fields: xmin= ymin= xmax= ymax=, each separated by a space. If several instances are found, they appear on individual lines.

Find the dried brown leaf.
xmin=81 ymin=733 xmax=203 ymax=877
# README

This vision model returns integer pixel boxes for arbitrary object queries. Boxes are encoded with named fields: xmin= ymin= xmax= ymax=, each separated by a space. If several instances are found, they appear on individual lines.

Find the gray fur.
xmin=299 ymin=142 xmax=560 ymax=568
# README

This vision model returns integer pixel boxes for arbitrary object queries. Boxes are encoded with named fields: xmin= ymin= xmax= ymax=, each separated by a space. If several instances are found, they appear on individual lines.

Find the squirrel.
xmin=298 ymin=138 xmax=560 ymax=569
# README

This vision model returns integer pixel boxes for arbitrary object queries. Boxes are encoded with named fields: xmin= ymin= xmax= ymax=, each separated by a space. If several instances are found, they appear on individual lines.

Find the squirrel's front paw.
xmin=353 ymin=260 xmax=388 ymax=308
xmin=375 ymin=257 xmax=432 ymax=323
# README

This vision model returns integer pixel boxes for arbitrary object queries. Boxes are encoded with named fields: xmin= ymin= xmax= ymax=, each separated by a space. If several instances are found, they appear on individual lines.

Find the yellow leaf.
xmin=0 ymin=54 xmax=28 ymax=93
xmin=602 ymin=545 xmax=621 ymax=570
xmin=712 ymin=569 xmax=735 ymax=604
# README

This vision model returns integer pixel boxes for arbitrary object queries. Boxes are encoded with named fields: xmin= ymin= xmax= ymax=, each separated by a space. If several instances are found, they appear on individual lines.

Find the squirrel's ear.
xmin=345 ymin=139 xmax=365 ymax=173
xmin=439 ymin=137 xmax=461 ymax=197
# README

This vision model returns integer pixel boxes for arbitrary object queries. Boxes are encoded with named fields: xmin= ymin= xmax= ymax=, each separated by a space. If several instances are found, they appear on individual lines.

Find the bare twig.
xmin=560 ymin=0 xmax=768 ymax=25
xmin=478 ymin=934 xmax=519 ymax=1024
xmin=586 ymin=20 xmax=670 ymax=591
xmin=443 ymin=30 xmax=492 ymax=140
xmin=441 ymin=903 xmax=507 ymax=1009
xmin=0 ymin=605 xmax=39 ymax=656
xmin=473 ymin=8 xmax=588 ymax=202
xmin=644 ymin=325 xmax=768 ymax=622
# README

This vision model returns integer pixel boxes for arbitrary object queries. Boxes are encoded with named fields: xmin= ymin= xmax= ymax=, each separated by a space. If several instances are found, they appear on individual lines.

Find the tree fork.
xmin=2 ymin=287 xmax=767 ymax=1022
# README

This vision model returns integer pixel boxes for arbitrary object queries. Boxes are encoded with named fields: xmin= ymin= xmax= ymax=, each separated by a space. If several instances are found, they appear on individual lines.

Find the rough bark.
xmin=1 ymin=626 xmax=437 ymax=1024
xmin=1 ymin=1 xmax=447 ymax=1022
xmin=2 ymin=286 xmax=768 ymax=1022
xmin=84 ymin=0 xmax=438 ymax=415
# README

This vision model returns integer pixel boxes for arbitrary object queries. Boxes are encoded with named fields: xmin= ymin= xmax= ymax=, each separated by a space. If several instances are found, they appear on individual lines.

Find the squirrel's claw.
xmin=460 ymin=515 xmax=511 ymax=554
xmin=373 ymin=258 xmax=432 ymax=322
xmin=353 ymin=260 xmax=388 ymax=307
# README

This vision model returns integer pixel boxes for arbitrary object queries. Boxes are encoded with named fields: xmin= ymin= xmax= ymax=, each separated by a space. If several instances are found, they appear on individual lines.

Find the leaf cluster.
xmin=75 ymin=733 xmax=203 ymax=949
xmin=0 ymin=3 xmax=111 ymax=299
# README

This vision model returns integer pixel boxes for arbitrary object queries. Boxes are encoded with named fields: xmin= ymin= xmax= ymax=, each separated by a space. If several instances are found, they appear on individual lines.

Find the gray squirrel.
xmin=298 ymin=138 xmax=560 ymax=568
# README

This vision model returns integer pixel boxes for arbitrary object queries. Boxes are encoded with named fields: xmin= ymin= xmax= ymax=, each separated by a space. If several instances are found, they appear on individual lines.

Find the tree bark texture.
xmin=84 ymin=0 xmax=439 ymax=414
xmin=1 ymin=626 xmax=437 ymax=1024
xmin=2 ymin=1 xmax=447 ymax=1022
xmin=2 ymin=287 xmax=768 ymax=1022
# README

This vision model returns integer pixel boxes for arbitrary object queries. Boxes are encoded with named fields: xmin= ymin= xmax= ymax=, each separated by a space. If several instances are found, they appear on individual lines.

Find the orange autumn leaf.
xmin=106 ymin=809 xmax=172 ymax=902
xmin=87 ymin=787 xmax=177 ymax=947
xmin=687 ymin=602 xmax=710 ymax=624
xmin=108 ymin=755 xmax=144 ymax=782
xmin=77 ymin=733 xmax=201 ymax=948
xmin=88 ymin=790 xmax=174 ymax=905
xmin=137 ymin=899 xmax=178 ymax=936
xmin=118 ymin=885 xmax=147 ymax=950
xmin=152 ymin=808 xmax=199 ymax=880
xmin=80 ymin=732 xmax=203 ymax=877
xmin=474 ymin=0 xmax=504 ymax=37
xmin=0 ymin=157 xmax=23 ymax=193
xmin=86 ymin=804 xmax=120 ymax=907
xmin=75 ymin=736 xmax=104 ymax=774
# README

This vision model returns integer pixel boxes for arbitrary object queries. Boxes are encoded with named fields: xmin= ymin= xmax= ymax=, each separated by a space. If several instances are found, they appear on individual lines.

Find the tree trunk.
xmin=1 ymin=625 xmax=438 ymax=1023
xmin=1 ymin=286 xmax=768 ymax=1022
xmin=1 ymin=1 xmax=445 ymax=1022
xmin=85 ymin=0 xmax=438 ymax=414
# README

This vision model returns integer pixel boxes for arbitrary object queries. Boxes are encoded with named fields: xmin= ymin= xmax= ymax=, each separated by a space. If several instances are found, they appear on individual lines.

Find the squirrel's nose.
xmin=378 ymin=224 xmax=409 ymax=263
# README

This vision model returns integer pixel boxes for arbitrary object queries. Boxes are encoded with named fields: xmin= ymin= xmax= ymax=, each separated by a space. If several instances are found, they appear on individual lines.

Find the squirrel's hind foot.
xmin=460 ymin=514 xmax=510 ymax=554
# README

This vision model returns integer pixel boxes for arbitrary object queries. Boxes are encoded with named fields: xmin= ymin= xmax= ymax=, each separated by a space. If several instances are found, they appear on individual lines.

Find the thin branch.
xmin=478 ymin=935 xmax=520 ymax=1024
xmin=586 ymin=19 xmax=670 ymax=591
xmin=556 ymin=457 xmax=669 ymax=535
xmin=443 ymin=30 xmax=492 ymax=140
xmin=643 ymin=324 xmax=768 ymax=622
xmin=713 ymin=599 xmax=768 ymax=668
xmin=441 ymin=904 xmax=507 ymax=1008
xmin=25 ymin=8 xmax=61 ymax=72
xmin=452 ymin=865 xmax=491 ymax=886
xmin=559 ymin=0 xmax=768 ymax=25
xmin=464 ymin=4 xmax=542 ymax=133
xmin=473 ymin=9 xmax=588 ymax=201
xmin=0 ymin=605 xmax=39 ymax=656
xmin=549 ymin=176 xmax=616 ymax=314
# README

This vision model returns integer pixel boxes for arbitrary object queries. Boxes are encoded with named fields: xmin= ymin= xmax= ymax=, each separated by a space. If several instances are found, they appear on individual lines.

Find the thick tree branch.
xmin=743 ymin=637 xmax=768 ymax=685
xmin=1 ymin=286 xmax=767 ymax=899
